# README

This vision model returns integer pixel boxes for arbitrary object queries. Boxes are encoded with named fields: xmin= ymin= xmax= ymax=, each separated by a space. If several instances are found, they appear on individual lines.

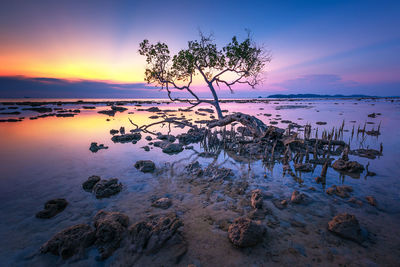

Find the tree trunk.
xmin=208 ymin=82 xmax=223 ymax=119
xmin=208 ymin=112 xmax=268 ymax=138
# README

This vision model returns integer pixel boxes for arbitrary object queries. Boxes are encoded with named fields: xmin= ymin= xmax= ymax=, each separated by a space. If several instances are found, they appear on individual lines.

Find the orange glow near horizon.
xmin=0 ymin=49 xmax=147 ymax=83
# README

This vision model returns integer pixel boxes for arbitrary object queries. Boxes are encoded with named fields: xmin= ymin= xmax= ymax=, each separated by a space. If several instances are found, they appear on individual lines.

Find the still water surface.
xmin=0 ymin=98 xmax=399 ymax=266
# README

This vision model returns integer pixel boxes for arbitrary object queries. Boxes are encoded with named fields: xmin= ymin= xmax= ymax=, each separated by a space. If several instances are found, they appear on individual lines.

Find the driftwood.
xmin=129 ymin=117 xmax=196 ymax=135
xmin=208 ymin=112 xmax=268 ymax=138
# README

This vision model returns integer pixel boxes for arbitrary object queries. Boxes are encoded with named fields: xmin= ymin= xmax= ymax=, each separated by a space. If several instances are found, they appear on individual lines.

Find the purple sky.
xmin=0 ymin=0 xmax=399 ymax=98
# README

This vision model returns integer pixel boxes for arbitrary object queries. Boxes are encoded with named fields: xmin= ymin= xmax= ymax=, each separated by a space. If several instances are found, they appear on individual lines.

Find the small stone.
xmin=328 ymin=213 xmax=364 ymax=244
xmin=146 ymin=107 xmax=161 ymax=112
xmin=82 ymin=175 xmax=101 ymax=192
xmin=228 ymin=217 xmax=265 ymax=247
xmin=89 ymin=142 xmax=108 ymax=153
xmin=290 ymin=190 xmax=310 ymax=204
xmin=158 ymin=134 xmax=176 ymax=143
xmin=111 ymin=133 xmax=141 ymax=143
xmin=348 ymin=197 xmax=363 ymax=207
xmin=151 ymin=198 xmax=172 ymax=209
xmin=326 ymin=185 xmax=353 ymax=198
xmin=251 ymin=189 xmax=263 ymax=209
xmin=272 ymin=199 xmax=287 ymax=209
xmin=134 ymin=160 xmax=155 ymax=173
xmin=111 ymin=105 xmax=127 ymax=112
xmin=110 ymin=129 xmax=119 ymax=135
xmin=365 ymin=196 xmax=377 ymax=206
xmin=332 ymin=159 xmax=364 ymax=173
xmin=36 ymin=199 xmax=68 ymax=219
xmin=162 ymin=143 xmax=184 ymax=154
xmin=93 ymin=178 xmax=122 ymax=199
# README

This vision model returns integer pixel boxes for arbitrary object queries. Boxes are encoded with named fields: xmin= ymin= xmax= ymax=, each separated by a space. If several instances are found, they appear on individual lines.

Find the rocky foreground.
xmin=31 ymin=106 xmax=390 ymax=266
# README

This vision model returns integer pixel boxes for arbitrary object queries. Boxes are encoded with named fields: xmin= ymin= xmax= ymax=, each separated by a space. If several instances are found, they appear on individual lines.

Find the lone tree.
xmin=139 ymin=32 xmax=271 ymax=119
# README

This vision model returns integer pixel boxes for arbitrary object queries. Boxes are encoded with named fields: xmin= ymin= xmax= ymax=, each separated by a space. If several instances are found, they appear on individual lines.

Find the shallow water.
xmin=0 ymin=98 xmax=400 ymax=266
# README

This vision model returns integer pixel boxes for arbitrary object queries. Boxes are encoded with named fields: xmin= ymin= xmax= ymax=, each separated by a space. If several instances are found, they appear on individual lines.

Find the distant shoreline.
xmin=266 ymin=94 xmax=381 ymax=98
xmin=1 ymin=94 xmax=399 ymax=102
xmin=0 ymin=96 xmax=399 ymax=105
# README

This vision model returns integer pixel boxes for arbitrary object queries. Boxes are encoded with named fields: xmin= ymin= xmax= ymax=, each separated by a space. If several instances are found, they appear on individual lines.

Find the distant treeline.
xmin=266 ymin=94 xmax=373 ymax=98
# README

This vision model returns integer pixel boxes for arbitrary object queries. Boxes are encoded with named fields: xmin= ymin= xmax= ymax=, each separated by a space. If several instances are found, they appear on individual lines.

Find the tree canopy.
xmin=139 ymin=32 xmax=271 ymax=119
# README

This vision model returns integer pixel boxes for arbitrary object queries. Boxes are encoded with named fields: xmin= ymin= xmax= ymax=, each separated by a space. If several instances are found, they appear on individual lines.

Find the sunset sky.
xmin=0 ymin=0 xmax=399 ymax=98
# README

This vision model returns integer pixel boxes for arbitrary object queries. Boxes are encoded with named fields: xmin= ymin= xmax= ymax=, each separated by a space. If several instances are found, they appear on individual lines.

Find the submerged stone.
xmin=98 ymin=110 xmax=117 ymax=116
xmin=93 ymin=178 xmax=122 ymax=199
xmin=326 ymin=185 xmax=353 ymax=198
xmin=290 ymin=190 xmax=311 ymax=204
xmin=365 ymin=196 xmax=377 ymax=206
xmin=151 ymin=197 xmax=172 ymax=209
xmin=36 ymin=198 xmax=68 ymax=219
xmin=111 ymin=105 xmax=128 ymax=112
xmin=134 ymin=160 xmax=155 ymax=173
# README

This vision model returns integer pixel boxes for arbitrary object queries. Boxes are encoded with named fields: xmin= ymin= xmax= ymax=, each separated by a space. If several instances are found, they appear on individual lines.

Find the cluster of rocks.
xmin=41 ymin=210 xmax=188 ymax=263
xmin=40 ymin=210 xmax=129 ymax=260
xmin=82 ymin=175 xmax=122 ymax=199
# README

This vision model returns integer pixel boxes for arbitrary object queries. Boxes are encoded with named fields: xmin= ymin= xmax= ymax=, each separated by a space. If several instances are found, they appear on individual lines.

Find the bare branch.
xmin=138 ymin=31 xmax=271 ymax=119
